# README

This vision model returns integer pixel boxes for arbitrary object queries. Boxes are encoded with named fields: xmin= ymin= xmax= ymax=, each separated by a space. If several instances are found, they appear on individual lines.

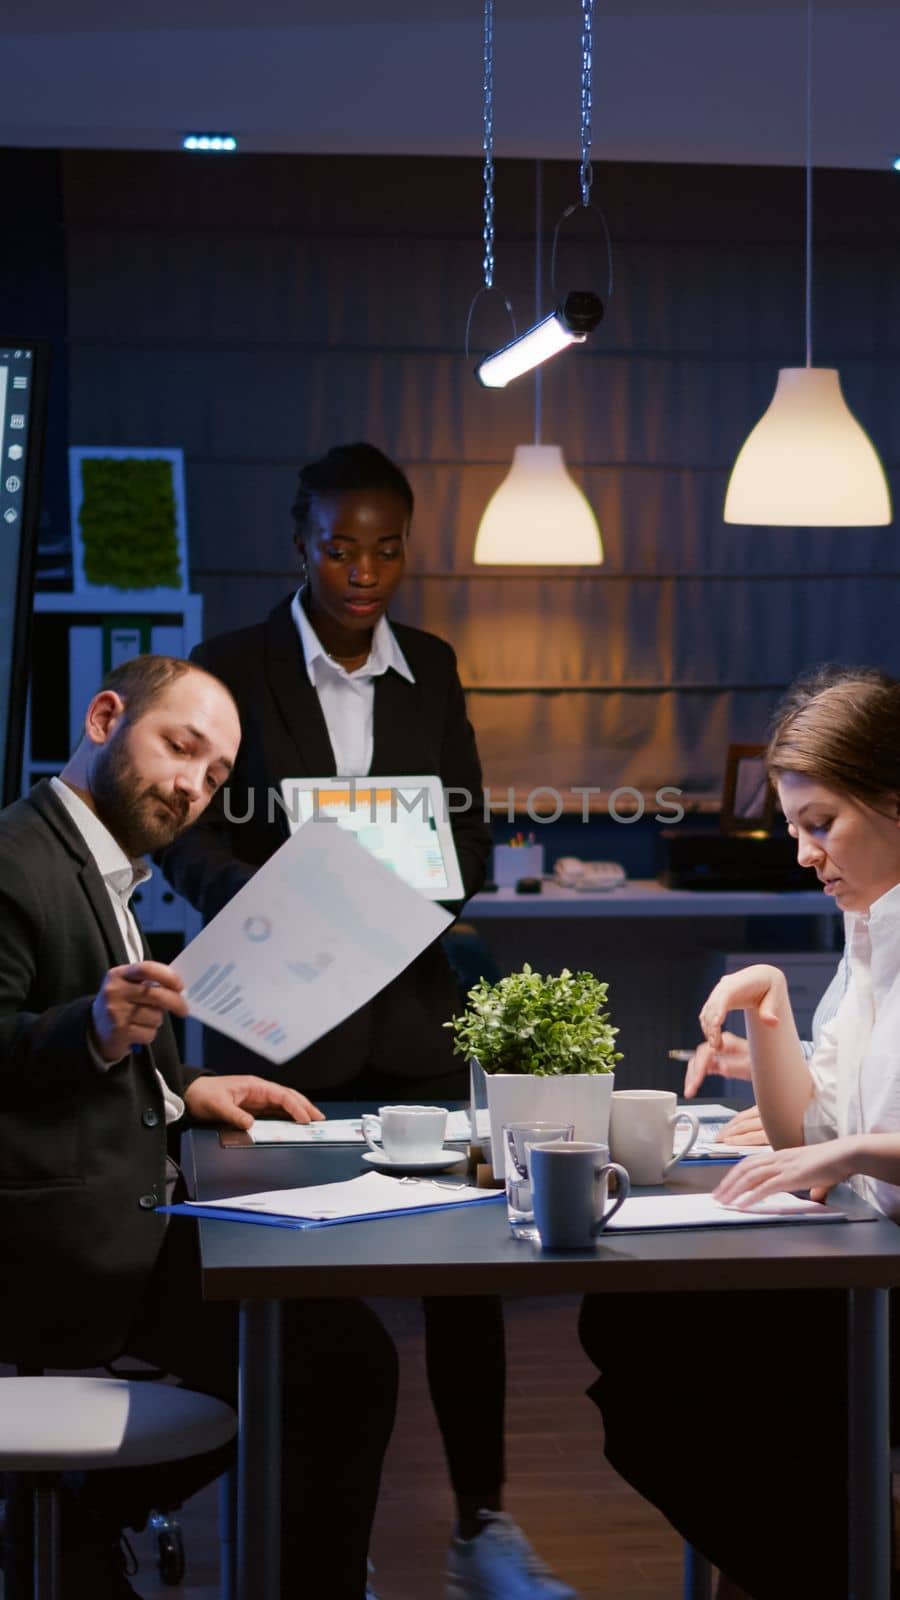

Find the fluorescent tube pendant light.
xmin=476 ymin=292 xmax=603 ymax=389
xmin=467 ymin=0 xmax=606 ymax=393
xmin=724 ymin=1 xmax=891 ymax=527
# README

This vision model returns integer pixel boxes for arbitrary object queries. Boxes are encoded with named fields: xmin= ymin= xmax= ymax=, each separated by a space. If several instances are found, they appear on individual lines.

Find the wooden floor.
xmin=364 ymin=1296 xmax=686 ymax=1600
xmin=3 ymin=1298 xmax=687 ymax=1599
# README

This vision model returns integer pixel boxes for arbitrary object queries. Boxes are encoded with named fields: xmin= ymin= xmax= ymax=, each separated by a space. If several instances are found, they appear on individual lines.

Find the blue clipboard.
xmin=159 ymin=1193 xmax=505 ymax=1231
xmin=684 ymin=1152 xmax=745 ymax=1165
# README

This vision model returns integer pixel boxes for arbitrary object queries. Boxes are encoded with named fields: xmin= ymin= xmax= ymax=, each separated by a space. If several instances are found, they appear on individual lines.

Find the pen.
xmin=667 ymin=1048 xmax=696 ymax=1062
xmin=131 ymin=977 xmax=162 ymax=1053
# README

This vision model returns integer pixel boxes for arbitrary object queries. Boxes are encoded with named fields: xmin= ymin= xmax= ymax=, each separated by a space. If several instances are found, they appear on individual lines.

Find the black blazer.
xmin=160 ymin=597 xmax=491 ymax=1090
xmin=0 ymin=782 xmax=201 ymax=1367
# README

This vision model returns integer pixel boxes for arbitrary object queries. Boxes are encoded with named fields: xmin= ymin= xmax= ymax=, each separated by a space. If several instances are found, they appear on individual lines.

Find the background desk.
xmin=188 ymin=1127 xmax=900 ymax=1600
xmin=467 ymin=881 xmax=840 ymax=923
xmin=465 ymin=881 xmax=842 ymax=1087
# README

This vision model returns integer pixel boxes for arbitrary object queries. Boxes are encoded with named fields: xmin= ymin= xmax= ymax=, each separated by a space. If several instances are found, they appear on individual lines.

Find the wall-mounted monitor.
xmin=0 ymin=341 xmax=49 ymax=807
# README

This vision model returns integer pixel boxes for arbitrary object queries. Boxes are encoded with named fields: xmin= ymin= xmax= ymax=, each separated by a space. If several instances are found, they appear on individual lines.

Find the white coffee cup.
xmin=609 ymin=1090 xmax=699 ymax=1185
xmin=361 ymin=1105 xmax=448 ymax=1163
xmin=530 ymin=1141 xmax=630 ymax=1250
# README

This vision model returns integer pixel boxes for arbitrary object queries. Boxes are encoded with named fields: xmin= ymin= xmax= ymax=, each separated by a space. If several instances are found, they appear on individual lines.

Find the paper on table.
xmin=183 ymin=1170 xmax=499 ymax=1223
xmin=448 ymin=1108 xmax=491 ymax=1140
xmin=172 ymin=821 xmax=452 ymax=1064
xmin=691 ymin=1104 xmax=744 ymax=1121
xmin=683 ymin=1105 xmax=774 ymax=1159
xmin=685 ymin=1138 xmax=775 ymax=1160
xmin=248 ymin=1119 xmax=364 ymax=1144
xmin=606 ymin=1192 xmax=844 ymax=1231
xmin=245 ymin=1110 xmax=486 ymax=1145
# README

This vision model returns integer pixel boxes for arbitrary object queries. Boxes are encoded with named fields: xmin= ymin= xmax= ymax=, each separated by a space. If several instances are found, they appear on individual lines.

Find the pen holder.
xmin=492 ymin=844 xmax=544 ymax=887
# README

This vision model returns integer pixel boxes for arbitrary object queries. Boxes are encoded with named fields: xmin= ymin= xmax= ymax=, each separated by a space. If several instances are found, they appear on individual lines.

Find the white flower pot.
xmin=484 ymin=1071 xmax=615 ymax=1178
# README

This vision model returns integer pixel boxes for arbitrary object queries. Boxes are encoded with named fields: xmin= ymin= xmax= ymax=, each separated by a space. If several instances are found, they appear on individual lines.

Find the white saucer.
xmin=361 ymin=1149 xmax=467 ymax=1174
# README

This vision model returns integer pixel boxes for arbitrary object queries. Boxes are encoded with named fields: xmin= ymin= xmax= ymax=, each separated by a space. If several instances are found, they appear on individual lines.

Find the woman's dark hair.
xmin=290 ymin=443 xmax=414 ymax=544
xmin=767 ymin=664 xmax=900 ymax=804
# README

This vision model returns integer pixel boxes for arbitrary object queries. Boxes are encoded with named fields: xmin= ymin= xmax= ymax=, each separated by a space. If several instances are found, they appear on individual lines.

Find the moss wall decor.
xmin=69 ymin=446 xmax=189 ymax=599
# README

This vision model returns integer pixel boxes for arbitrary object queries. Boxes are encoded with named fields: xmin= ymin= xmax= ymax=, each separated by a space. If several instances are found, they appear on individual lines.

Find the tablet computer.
xmin=279 ymin=774 xmax=465 ymax=901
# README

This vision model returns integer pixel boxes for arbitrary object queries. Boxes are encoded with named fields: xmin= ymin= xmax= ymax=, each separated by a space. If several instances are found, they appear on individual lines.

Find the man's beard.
xmin=90 ymin=727 xmax=190 ymax=858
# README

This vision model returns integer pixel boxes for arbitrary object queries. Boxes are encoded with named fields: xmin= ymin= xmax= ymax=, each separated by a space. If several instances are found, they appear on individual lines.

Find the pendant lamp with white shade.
xmin=473 ymin=157 xmax=604 ymax=567
xmin=723 ymin=0 xmax=891 ymax=527
xmin=472 ymin=6 xmax=604 ymax=570
xmin=474 ymin=440 xmax=603 ymax=565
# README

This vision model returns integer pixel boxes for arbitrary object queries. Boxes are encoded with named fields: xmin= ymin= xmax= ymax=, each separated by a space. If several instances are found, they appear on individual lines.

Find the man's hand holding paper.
xmin=172 ymin=820 xmax=453 ymax=1064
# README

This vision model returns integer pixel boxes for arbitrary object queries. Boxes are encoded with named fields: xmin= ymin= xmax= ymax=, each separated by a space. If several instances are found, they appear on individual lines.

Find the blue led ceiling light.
xmin=182 ymin=134 xmax=238 ymax=152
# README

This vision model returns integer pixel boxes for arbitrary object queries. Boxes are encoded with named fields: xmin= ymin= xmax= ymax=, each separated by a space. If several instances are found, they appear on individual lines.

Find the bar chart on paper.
xmin=184 ymin=960 xmax=289 ymax=1052
xmin=172 ymin=820 xmax=451 ymax=1064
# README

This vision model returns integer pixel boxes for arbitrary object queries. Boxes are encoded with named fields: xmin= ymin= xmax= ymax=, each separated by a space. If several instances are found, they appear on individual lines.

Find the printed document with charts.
xmin=172 ymin=820 xmax=452 ymax=1065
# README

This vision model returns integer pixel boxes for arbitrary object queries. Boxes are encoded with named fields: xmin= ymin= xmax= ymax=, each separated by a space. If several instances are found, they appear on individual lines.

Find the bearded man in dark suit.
xmin=0 ymin=654 xmax=396 ymax=1600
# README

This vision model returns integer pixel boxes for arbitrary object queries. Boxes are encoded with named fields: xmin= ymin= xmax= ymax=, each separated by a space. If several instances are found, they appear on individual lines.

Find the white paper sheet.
xmin=606 ymin=1191 xmax=844 ymax=1231
xmin=248 ymin=1118 xmax=365 ymax=1144
xmin=245 ymin=1109 xmax=487 ymax=1145
xmin=185 ymin=1170 xmax=497 ymax=1221
xmin=684 ymin=1105 xmax=774 ymax=1159
xmin=686 ymin=1137 xmax=775 ymax=1160
xmin=172 ymin=822 xmax=452 ymax=1064
xmin=447 ymin=1108 xmax=491 ymax=1140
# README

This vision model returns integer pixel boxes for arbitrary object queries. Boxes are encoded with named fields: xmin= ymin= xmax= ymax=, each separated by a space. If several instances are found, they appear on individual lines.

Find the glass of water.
xmin=503 ymin=1121 xmax=575 ymax=1239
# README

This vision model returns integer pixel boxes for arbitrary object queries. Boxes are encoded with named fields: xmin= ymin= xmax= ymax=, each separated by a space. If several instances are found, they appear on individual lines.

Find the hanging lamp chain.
xmin=464 ymin=0 xmax=514 ymax=364
xmin=482 ymin=0 xmax=496 ymax=289
xmin=805 ymin=0 xmax=813 ymax=368
xmin=580 ymin=0 xmax=594 ymax=207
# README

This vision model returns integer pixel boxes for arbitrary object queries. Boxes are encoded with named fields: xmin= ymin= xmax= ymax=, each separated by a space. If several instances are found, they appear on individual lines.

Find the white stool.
xmin=0 ymin=1375 xmax=237 ymax=1600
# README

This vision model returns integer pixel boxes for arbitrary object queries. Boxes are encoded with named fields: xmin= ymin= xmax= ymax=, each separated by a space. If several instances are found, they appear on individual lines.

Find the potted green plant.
xmin=446 ymin=964 xmax=622 ymax=1177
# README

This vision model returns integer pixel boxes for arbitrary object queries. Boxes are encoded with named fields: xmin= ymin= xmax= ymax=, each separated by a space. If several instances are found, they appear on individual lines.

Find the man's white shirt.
xmin=50 ymin=776 xmax=184 ymax=1125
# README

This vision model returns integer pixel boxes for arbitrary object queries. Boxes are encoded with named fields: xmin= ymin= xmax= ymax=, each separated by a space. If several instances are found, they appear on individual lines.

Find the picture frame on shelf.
xmin=68 ymin=446 xmax=189 ymax=602
xmin=720 ymin=742 xmax=774 ymax=834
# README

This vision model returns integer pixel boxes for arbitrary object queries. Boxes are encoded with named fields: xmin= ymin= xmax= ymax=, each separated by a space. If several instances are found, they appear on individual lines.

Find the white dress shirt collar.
xmin=291 ymin=588 xmax=414 ymax=686
xmin=857 ymin=879 xmax=900 ymax=933
xmin=49 ymin=776 xmax=151 ymax=899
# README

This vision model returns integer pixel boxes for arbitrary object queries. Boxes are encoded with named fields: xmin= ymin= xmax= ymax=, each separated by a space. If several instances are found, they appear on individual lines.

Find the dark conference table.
xmin=185 ymin=1119 xmax=900 ymax=1600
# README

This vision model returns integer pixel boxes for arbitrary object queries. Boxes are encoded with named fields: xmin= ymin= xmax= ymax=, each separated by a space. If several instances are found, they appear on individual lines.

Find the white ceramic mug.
xmin=609 ymin=1090 xmax=700 ymax=1185
xmin=530 ymin=1141 xmax=630 ymax=1249
xmin=361 ymin=1105 xmax=448 ymax=1163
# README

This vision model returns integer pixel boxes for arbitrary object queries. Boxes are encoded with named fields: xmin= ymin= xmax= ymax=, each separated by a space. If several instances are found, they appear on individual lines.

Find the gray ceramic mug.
xmin=530 ymin=1140 xmax=630 ymax=1249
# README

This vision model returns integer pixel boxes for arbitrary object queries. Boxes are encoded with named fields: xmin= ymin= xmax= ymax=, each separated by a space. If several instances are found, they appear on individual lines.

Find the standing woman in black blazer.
xmin=161 ymin=443 xmax=577 ymax=1600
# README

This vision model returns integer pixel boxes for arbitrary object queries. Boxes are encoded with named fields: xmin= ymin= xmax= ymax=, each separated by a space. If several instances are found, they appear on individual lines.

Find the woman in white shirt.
xmin=579 ymin=665 xmax=900 ymax=1600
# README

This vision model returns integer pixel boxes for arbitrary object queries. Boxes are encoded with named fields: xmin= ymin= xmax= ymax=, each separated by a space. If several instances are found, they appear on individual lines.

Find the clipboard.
xmin=160 ymin=1192 xmax=504 ymax=1231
